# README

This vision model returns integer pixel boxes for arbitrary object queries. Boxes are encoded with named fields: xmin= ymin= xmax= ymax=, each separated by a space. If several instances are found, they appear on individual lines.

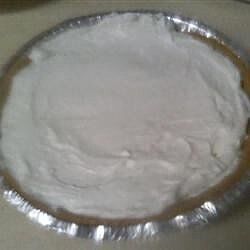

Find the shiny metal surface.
xmin=0 ymin=11 xmax=249 ymax=241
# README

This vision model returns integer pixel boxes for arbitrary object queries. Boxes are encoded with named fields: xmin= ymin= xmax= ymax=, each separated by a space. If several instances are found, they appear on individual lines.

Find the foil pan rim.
xmin=0 ymin=11 xmax=250 ymax=241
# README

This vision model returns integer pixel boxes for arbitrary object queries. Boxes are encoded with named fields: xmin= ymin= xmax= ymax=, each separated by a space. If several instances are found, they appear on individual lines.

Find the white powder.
xmin=0 ymin=13 xmax=249 ymax=218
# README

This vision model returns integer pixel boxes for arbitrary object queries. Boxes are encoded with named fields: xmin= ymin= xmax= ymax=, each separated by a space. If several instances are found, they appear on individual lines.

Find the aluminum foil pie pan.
xmin=0 ymin=11 xmax=249 ymax=241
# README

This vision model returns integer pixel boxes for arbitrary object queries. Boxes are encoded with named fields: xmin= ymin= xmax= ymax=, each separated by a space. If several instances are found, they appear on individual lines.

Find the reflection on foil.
xmin=0 ymin=12 xmax=250 ymax=240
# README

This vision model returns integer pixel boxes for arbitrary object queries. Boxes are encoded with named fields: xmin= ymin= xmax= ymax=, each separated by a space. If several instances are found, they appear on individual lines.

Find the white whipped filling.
xmin=1 ymin=14 xmax=249 ymax=219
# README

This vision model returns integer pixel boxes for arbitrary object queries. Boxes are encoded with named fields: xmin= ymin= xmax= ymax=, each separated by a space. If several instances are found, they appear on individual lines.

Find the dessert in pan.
xmin=0 ymin=13 xmax=249 ymax=233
